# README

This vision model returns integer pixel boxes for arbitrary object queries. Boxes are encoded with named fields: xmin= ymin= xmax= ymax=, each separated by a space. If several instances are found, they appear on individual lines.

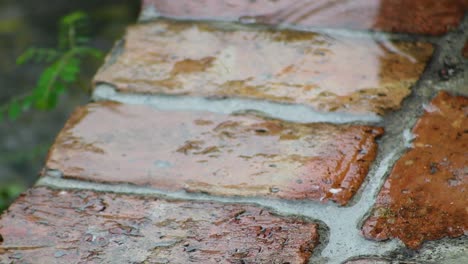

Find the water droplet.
xmin=54 ymin=250 xmax=67 ymax=258
xmin=154 ymin=160 xmax=172 ymax=168
xmin=96 ymin=236 xmax=109 ymax=247
xmin=239 ymin=16 xmax=257 ymax=24
xmin=329 ymin=188 xmax=342 ymax=194
xmin=270 ymin=187 xmax=280 ymax=193
xmin=83 ymin=233 xmax=94 ymax=242
xmin=448 ymin=179 xmax=460 ymax=186
xmin=47 ymin=170 xmax=63 ymax=178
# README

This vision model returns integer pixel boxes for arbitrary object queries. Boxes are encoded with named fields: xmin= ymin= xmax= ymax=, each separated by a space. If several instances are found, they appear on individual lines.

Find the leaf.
xmin=8 ymin=100 xmax=21 ymax=120
xmin=61 ymin=11 xmax=88 ymax=27
xmin=4 ymin=184 xmax=23 ymax=197
xmin=60 ymin=57 xmax=80 ymax=83
xmin=54 ymin=82 xmax=66 ymax=95
xmin=59 ymin=11 xmax=90 ymax=50
xmin=21 ymin=95 xmax=35 ymax=110
xmin=45 ymin=90 xmax=59 ymax=109
xmin=6 ymin=11 xmax=103 ymax=123
xmin=16 ymin=48 xmax=35 ymax=65
xmin=17 ymin=48 xmax=61 ymax=65
xmin=36 ymin=64 xmax=57 ymax=93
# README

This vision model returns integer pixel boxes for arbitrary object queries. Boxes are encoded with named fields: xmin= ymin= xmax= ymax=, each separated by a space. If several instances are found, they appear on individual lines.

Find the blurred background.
xmin=0 ymin=0 xmax=140 ymax=210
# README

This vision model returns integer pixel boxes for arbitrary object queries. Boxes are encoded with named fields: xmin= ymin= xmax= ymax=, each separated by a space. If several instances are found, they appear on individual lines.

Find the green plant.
xmin=0 ymin=184 xmax=23 ymax=212
xmin=0 ymin=11 xmax=103 ymax=121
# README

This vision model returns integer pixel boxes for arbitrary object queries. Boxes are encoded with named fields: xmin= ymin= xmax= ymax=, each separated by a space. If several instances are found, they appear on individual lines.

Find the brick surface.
xmin=142 ymin=0 xmax=468 ymax=35
xmin=0 ymin=187 xmax=318 ymax=264
xmin=94 ymin=20 xmax=433 ymax=115
xmin=45 ymin=102 xmax=383 ymax=205
xmin=362 ymin=92 xmax=468 ymax=249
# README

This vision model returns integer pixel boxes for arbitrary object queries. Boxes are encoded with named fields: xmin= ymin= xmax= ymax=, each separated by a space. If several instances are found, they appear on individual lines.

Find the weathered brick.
xmin=142 ymin=0 xmax=468 ymax=35
xmin=94 ymin=20 xmax=433 ymax=115
xmin=362 ymin=92 xmax=468 ymax=249
xmin=45 ymin=102 xmax=383 ymax=205
xmin=0 ymin=187 xmax=318 ymax=264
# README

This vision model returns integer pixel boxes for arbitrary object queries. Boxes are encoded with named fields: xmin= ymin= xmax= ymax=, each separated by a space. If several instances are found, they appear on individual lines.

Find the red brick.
xmin=45 ymin=102 xmax=383 ymax=205
xmin=94 ymin=20 xmax=433 ymax=115
xmin=143 ymin=0 xmax=468 ymax=35
xmin=0 ymin=187 xmax=318 ymax=263
xmin=362 ymin=92 xmax=468 ymax=249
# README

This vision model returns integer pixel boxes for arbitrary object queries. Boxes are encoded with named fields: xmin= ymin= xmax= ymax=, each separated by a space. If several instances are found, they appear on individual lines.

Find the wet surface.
xmin=345 ymin=258 xmax=390 ymax=264
xmin=142 ymin=0 xmax=468 ymax=35
xmin=362 ymin=92 xmax=468 ymax=249
xmin=45 ymin=102 xmax=383 ymax=205
xmin=94 ymin=20 xmax=433 ymax=115
xmin=0 ymin=187 xmax=318 ymax=263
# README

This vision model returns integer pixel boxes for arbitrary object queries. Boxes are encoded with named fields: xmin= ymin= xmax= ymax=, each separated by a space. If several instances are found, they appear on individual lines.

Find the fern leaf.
xmin=60 ymin=57 xmax=81 ymax=83
xmin=59 ymin=11 xmax=90 ymax=50
xmin=16 ymin=48 xmax=35 ymax=65
xmin=21 ymin=95 xmax=35 ymax=111
xmin=17 ymin=48 xmax=61 ymax=65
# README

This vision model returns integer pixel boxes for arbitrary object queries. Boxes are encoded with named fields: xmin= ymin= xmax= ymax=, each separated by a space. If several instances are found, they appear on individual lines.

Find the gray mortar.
xmin=36 ymin=9 xmax=468 ymax=264
xmin=92 ymin=84 xmax=381 ymax=124
xmin=37 ymin=175 xmax=399 ymax=264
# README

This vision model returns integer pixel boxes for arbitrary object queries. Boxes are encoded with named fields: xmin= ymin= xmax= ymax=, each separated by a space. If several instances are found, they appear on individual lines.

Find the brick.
xmin=94 ymin=20 xmax=433 ymax=115
xmin=0 ymin=187 xmax=318 ymax=263
xmin=362 ymin=92 xmax=468 ymax=249
xmin=142 ymin=0 xmax=468 ymax=35
xmin=45 ymin=102 xmax=383 ymax=205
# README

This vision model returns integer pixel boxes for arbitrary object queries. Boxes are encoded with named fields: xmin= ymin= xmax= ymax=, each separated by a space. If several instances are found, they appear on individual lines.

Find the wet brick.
xmin=94 ymin=20 xmax=433 ymax=115
xmin=45 ymin=102 xmax=383 ymax=205
xmin=0 ymin=187 xmax=318 ymax=264
xmin=362 ymin=92 xmax=468 ymax=249
xmin=142 ymin=0 xmax=468 ymax=35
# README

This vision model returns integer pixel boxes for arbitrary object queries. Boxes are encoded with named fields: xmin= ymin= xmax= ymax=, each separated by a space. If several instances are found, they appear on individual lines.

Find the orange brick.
xmin=143 ymin=0 xmax=468 ymax=35
xmin=94 ymin=20 xmax=433 ymax=115
xmin=362 ymin=92 xmax=468 ymax=249
xmin=0 ymin=187 xmax=318 ymax=263
xmin=45 ymin=102 xmax=383 ymax=205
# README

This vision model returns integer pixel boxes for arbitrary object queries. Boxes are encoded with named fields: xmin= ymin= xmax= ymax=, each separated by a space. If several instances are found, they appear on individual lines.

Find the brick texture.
xmin=362 ymin=92 xmax=468 ymax=249
xmin=0 ymin=187 xmax=318 ymax=264
xmin=143 ymin=0 xmax=468 ymax=35
xmin=94 ymin=20 xmax=433 ymax=114
xmin=45 ymin=102 xmax=383 ymax=205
